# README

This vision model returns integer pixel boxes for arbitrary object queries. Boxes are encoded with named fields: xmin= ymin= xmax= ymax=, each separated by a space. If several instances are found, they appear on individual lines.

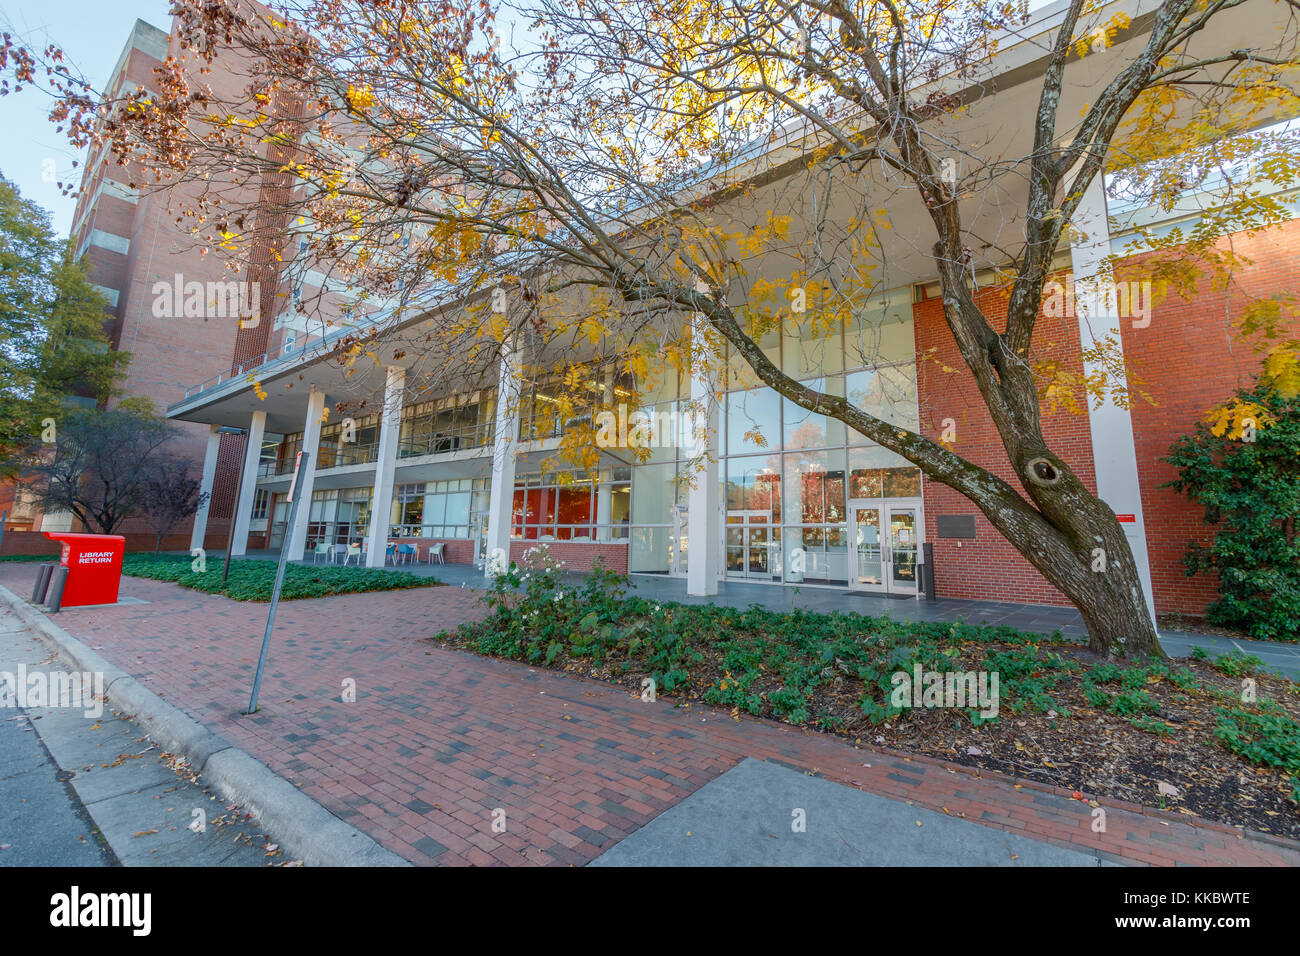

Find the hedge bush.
xmin=121 ymin=553 xmax=435 ymax=601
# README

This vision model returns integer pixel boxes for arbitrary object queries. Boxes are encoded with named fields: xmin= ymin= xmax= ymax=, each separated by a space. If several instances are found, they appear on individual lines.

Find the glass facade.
xmin=389 ymin=478 xmax=488 ymax=538
xmin=512 ymin=468 xmax=630 ymax=541
xmin=305 ymin=486 xmax=373 ymax=547
xmin=717 ymin=296 xmax=922 ymax=585
xmin=253 ymin=292 xmax=920 ymax=587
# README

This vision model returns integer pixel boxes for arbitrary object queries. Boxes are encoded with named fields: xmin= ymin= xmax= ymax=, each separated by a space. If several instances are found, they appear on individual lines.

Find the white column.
xmin=686 ymin=312 xmax=720 ymax=596
xmin=190 ymin=424 xmax=222 ymax=552
xmin=285 ymin=387 xmax=326 ymax=560
xmin=1070 ymin=175 xmax=1157 ymax=626
xmin=366 ymin=366 xmax=406 ymax=567
xmin=595 ymin=469 xmax=613 ymax=542
xmin=230 ymin=410 xmax=267 ymax=556
xmin=484 ymin=342 xmax=521 ymax=576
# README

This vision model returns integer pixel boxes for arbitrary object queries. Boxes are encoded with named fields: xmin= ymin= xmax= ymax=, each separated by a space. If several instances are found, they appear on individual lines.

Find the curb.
xmin=0 ymin=583 xmax=410 ymax=868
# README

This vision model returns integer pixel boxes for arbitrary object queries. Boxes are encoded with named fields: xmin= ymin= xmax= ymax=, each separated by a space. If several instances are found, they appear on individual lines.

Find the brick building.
xmin=3 ymin=12 xmax=335 ymax=551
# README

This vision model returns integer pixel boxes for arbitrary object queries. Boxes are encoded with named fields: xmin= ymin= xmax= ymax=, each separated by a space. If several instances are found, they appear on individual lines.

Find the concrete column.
xmin=285 ymin=387 xmax=327 ymax=560
xmin=1069 ymin=174 xmax=1157 ymax=626
xmin=686 ymin=310 xmax=720 ymax=596
xmin=189 ymin=424 xmax=222 ymax=552
xmin=230 ymin=410 xmax=267 ymax=556
xmin=484 ymin=342 xmax=521 ymax=576
xmin=595 ymin=469 xmax=613 ymax=541
xmin=366 ymin=366 xmax=406 ymax=567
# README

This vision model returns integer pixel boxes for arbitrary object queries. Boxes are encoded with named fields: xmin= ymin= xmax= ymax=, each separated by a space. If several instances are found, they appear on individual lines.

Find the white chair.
xmin=343 ymin=543 xmax=362 ymax=566
xmin=332 ymin=544 xmax=347 ymax=564
xmin=427 ymin=542 xmax=445 ymax=564
xmin=311 ymin=543 xmax=331 ymax=563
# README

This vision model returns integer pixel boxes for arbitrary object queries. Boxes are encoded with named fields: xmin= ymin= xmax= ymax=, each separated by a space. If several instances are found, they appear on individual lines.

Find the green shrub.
xmin=1212 ymin=652 xmax=1264 ymax=678
xmin=1164 ymin=382 xmax=1300 ymax=641
xmin=446 ymin=544 xmax=1075 ymax=730
xmin=121 ymin=553 xmax=434 ymax=601
xmin=1214 ymin=705 xmax=1300 ymax=775
xmin=1108 ymin=689 xmax=1159 ymax=716
xmin=1130 ymin=716 xmax=1175 ymax=736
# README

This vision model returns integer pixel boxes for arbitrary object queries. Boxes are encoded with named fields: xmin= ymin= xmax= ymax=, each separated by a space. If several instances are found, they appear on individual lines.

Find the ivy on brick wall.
xmin=1163 ymin=383 xmax=1300 ymax=641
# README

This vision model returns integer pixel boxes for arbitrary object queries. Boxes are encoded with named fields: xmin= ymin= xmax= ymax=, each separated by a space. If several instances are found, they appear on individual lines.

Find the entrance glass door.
xmin=885 ymin=505 xmax=919 ymax=595
xmin=849 ymin=503 xmax=883 ymax=588
xmin=726 ymin=510 xmax=775 ymax=579
xmin=849 ymin=499 xmax=922 ymax=595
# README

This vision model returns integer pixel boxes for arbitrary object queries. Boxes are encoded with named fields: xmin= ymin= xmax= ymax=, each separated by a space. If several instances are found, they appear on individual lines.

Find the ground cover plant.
xmin=122 ymin=553 xmax=434 ymax=601
xmin=435 ymin=548 xmax=1300 ymax=839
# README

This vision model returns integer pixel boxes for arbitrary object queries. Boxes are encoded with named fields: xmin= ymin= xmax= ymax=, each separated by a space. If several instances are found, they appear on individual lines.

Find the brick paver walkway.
xmin=3 ymin=565 xmax=1296 ymax=866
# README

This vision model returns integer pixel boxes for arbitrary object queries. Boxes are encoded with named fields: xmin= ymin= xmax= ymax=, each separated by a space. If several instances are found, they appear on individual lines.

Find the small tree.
xmin=1164 ymin=381 xmax=1300 ymax=641
xmin=138 ymin=457 xmax=208 ymax=553
xmin=12 ymin=404 xmax=177 ymax=535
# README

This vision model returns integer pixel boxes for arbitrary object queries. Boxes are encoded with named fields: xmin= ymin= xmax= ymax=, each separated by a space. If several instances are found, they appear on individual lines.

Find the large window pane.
xmin=845 ymin=364 xmax=919 ymax=435
xmin=631 ymin=462 xmax=676 ymax=524
xmin=783 ymin=315 xmax=843 ymax=377
xmin=783 ymin=449 xmax=846 ymax=524
xmin=445 ymin=491 xmax=471 ymax=527
xmin=848 ymin=445 xmax=922 ymax=498
xmin=726 ymin=387 xmax=782 ymax=455
xmin=628 ymin=401 xmax=678 ymax=462
xmin=725 ymin=454 xmax=781 ymax=520
xmin=783 ymin=376 xmax=847 ymax=449
xmin=846 ymin=298 xmax=915 ymax=370
xmin=556 ymin=485 xmax=593 ymax=531
xmin=629 ymin=527 xmax=671 ymax=572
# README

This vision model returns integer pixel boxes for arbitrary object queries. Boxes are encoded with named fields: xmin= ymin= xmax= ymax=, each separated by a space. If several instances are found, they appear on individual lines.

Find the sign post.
xmin=246 ymin=450 xmax=308 ymax=715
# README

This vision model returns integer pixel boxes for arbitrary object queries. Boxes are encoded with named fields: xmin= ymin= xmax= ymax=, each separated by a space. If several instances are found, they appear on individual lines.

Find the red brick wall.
xmin=913 ymin=278 xmax=1097 ymax=607
xmin=0 ymin=532 xmax=64 ymax=558
xmin=1121 ymin=219 xmax=1300 ymax=616
xmin=0 ymin=530 xmax=218 ymax=557
xmin=914 ymin=222 xmax=1300 ymax=617
xmin=509 ymin=540 xmax=630 ymax=573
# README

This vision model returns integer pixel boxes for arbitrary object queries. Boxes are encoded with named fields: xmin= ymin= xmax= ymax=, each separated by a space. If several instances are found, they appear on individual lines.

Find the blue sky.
xmin=1 ymin=1 xmax=172 ymax=237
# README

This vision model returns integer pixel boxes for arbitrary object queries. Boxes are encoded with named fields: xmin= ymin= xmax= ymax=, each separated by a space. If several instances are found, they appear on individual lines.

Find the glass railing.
xmin=397 ymin=421 xmax=494 ymax=458
xmin=317 ymin=440 xmax=380 ymax=469
xmin=265 ymin=424 xmax=491 ymax=476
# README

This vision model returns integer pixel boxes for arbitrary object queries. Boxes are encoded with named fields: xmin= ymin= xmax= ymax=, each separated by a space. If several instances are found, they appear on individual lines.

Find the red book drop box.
xmin=42 ymin=532 xmax=125 ymax=607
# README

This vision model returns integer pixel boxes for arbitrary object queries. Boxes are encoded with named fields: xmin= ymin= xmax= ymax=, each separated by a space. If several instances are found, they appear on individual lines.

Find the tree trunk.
xmin=994 ymin=469 xmax=1164 ymax=660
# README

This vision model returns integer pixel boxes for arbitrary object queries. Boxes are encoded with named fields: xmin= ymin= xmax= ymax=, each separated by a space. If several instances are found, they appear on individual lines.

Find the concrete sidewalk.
xmin=592 ymin=759 xmax=1108 ymax=866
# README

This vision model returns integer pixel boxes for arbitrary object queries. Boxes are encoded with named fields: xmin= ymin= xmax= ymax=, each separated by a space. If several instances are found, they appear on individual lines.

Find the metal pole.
xmin=32 ymin=563 xmax=54 ymax=603
xmin=0 ymin=507 xmax=8 ymax=555
xmin=222 ymin=431 xmax=250 ymax=585
xmin=45 ymin=565 xmax=69 ymax=613
xmin=246 ymin=450 xmax=308 ymax=715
